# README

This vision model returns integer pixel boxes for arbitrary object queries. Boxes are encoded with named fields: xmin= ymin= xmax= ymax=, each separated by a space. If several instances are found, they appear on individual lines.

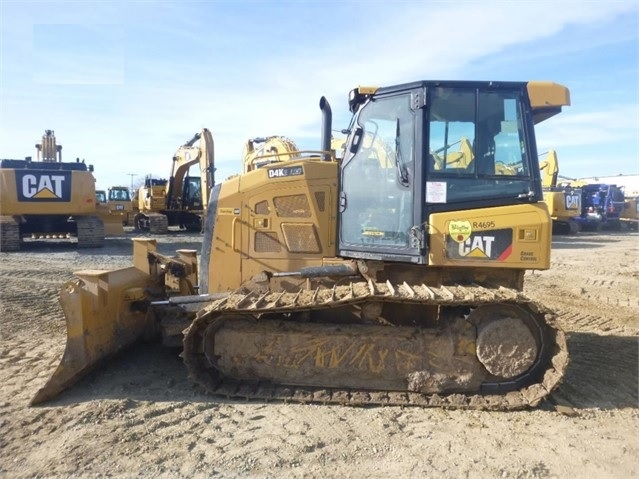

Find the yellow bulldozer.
xmin=107 ymin=186 xmax=133 ymax=223
xmin=32 ymin=80 xmax=570 ymax=410
xmin=133 ymin=129 xmax=214 ymax=233
xmin=94 ymin=188 xmax=126 ymax=236
xmin=94 ymin=185 xmax=134 ymax=236
xmin=0 ymin=130 xmax=105 ymax=251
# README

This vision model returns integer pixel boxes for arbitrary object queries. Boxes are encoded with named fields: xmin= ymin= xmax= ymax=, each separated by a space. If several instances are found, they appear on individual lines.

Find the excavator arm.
xmin=539 ymin=150 xmax=559 ymax=188
xmin=166 ymin=128 xmax=215 ymax=210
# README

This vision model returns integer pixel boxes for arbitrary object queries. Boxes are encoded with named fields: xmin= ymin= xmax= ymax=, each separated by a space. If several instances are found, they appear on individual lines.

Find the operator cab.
xmin=182 ymin=175 xmax=202 ymax=209
xmin=339 ymin=80 xmax=558 ymax=264
xmin=108 ymin=188 xmax=131 ymax=202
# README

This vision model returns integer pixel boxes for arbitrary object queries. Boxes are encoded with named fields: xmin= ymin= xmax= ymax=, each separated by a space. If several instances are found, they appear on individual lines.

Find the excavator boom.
xmin=167 ymin=128 xmax=215 ymax=211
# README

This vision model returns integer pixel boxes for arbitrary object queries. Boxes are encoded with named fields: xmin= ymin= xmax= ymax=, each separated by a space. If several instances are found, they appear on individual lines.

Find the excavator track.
xmin=148 ymin=214 xmax=169 ymax=234
xmin=0 ymin=216 xmax=21 ymax=251
xmin=135 ymin=213 xmax=169 ymax=234
xmin=76 ymin=215 xmax=105 ymax=248
xmin=183 ymin=282 xmax=568 ymax=411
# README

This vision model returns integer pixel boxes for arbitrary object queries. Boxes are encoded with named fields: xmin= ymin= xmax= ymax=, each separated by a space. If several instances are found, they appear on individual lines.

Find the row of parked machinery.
xmin=94 ymin=129 xmax=214 ymax=234
xmin=539 ymin=150 xmax=638 ymax=233
xmin=1 ymin=128 xmax=636 ymax=253
xmin=0 ymin=129 xmax=217 ymax=250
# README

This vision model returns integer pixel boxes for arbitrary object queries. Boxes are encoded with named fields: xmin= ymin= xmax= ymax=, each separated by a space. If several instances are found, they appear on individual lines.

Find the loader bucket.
xmin=31 ymin=240 xmax=159 ymax=405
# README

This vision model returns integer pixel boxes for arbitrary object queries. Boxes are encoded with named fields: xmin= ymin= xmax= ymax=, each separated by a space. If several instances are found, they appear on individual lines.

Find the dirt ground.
xmin=0 ymin=229 xmax=637 ymax=479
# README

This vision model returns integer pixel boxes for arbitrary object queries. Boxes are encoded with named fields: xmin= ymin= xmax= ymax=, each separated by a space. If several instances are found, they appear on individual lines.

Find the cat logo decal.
xmin=16 ymin=171 xmax=71 ymax=202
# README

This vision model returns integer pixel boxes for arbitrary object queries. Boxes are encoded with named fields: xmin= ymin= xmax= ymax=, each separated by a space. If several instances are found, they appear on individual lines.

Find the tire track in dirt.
xmin=0 ymin=268 xmax=69 ymax=337
xmin=553 ymin=331 xmax=638 ymax=409
xmin=523 ymin=233 xmax=639 ymax=411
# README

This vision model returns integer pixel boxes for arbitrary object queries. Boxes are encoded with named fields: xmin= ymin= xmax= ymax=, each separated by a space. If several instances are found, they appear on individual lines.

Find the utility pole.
xmin=126 ymin=173 xmax=137 ymax=193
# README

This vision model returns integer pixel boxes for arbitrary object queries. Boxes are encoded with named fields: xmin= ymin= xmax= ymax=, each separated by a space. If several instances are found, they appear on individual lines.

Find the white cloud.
xmin=1 ymin=0 xmax=637 ymax=187
xmin=536 ymin=105 xmax=639 ymax=149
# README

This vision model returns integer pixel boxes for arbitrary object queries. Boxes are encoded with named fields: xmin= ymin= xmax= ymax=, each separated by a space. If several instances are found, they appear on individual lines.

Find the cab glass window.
xmin=427 ymin=87 xmax=532 ymax=203
xmin=341 ymin=94 xmax=414 ymax=247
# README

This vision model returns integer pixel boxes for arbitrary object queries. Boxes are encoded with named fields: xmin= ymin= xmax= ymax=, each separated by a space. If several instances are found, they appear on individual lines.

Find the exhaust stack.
xmin=319 ymin=96 xmax=332 ymax=161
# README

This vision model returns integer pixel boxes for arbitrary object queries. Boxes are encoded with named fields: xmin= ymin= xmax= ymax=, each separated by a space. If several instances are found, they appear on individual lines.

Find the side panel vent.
xmin=281 ymin=223 xmax=321 ymax=253
xmin=254 ymin=231 xmax=281 ymax=252
xmin=255 ymin=200 xmax=269 ymax=215
xmin=274 ymin=194 xmax=311 ymax=218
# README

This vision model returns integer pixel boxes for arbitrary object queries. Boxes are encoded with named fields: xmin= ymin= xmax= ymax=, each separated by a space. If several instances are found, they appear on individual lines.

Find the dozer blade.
xmin=30 ymin=242 xmax=160 ymax=405
xmin=103 ymin=219 xmax=125 ymax=236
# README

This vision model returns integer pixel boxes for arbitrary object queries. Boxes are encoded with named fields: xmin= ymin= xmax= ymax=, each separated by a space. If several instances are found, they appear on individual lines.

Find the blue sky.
xmin=1 ymin=1 xmax=637 ymax=190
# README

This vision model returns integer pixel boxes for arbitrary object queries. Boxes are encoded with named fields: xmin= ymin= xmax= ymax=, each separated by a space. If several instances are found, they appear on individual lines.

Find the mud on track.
xmin=1 ymin=230 xmax=637 ymax=478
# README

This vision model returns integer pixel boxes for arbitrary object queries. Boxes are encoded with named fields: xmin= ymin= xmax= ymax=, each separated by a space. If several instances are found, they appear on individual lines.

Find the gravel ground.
xmin=0 ymin=229 xmax=637 ymax=478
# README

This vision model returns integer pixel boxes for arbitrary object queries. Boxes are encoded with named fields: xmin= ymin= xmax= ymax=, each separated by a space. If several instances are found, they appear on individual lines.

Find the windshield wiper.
xmin=395 ymin=119 xmax=410 ymax=187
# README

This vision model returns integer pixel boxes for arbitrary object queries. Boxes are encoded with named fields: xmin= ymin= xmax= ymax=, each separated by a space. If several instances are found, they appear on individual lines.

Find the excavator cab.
xmin=181 ymin=175 xmax=202 ymax=210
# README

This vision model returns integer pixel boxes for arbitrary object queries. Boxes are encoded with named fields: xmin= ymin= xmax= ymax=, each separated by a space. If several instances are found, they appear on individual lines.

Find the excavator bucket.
xmin=30 ymin=240 xmax=161 ymax=405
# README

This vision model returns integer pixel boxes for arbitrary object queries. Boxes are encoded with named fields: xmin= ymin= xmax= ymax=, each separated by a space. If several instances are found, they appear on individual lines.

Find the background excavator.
xmin=133 ymin=129 xmax=214 ymax=233
xmin=33 ymin=80 xmax=570 ymax=411
xmin=0 ymin=130 xmax=105 ymax=251
xmin=538 ymin=150 xmax=582 ymax=234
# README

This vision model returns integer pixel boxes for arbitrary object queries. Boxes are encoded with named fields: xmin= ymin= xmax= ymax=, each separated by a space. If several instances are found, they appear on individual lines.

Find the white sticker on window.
xmin=426 ymin=181 xmax=447 ymax=203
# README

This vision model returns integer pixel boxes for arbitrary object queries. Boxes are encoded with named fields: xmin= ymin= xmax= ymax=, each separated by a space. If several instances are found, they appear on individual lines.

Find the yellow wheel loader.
xmin=133 ymin=129 xmax=214 ymax=233
xmin=33 ymin=80 xmax=570 ymax=410
xmin=0 ymin=130 xmax=104 ymax=251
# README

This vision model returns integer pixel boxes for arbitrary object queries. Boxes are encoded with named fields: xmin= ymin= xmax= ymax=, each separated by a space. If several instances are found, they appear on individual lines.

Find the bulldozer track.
xmin=183 ymin=282 xmax=568 ymax=411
